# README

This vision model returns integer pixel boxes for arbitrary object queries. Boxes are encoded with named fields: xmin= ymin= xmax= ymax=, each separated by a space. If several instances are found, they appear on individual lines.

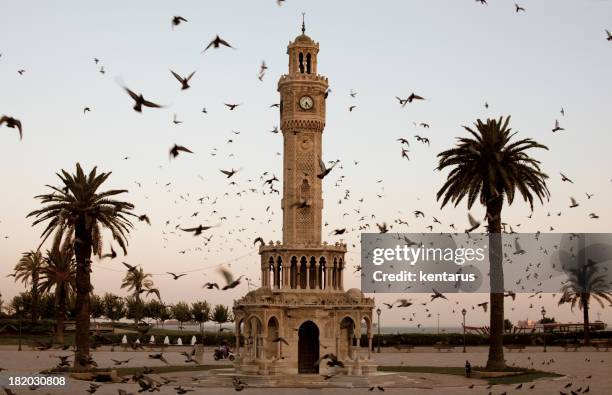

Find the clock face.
xmin=299 ymin=96 xmax=314 ymax=110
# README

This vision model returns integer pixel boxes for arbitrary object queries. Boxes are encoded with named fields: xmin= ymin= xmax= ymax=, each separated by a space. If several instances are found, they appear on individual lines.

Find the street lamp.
xmin=376 ymin=308 xmax=381 ymax=353
xmin=461 ymin=308 xmax=467 ymax=353
xmin=18 ymin=305 xmax=24 ymax=351
xmin=541 ymin=307 xmax=547 ymax=353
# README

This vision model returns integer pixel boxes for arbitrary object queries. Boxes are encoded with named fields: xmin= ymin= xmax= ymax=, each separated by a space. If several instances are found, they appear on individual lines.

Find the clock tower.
xmin=278 ymin=23 xmax=328 ymax=245
xmin=232 ymin=22 xmax=376 ymax=377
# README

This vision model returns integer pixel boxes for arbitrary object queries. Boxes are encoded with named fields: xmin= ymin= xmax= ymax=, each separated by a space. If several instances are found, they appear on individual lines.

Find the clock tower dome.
xmin=278 ymin=22 xmax=329 ymax=245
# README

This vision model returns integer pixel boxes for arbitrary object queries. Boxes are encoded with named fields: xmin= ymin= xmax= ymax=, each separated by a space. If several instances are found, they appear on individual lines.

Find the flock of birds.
xmin=0 ymin=0 xmax=610 ymax=332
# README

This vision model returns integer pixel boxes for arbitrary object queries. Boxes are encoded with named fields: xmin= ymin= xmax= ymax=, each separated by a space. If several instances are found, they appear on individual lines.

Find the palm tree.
xmin=28 ymin=163 xmax=135 ymax=369
xmin=121 ymin=266 xmax=160 ymax=324
xmin=13 ymin=251 xmax=44 ymax=323
xmin=558 ymin=259 xmax=612 ymax=345
xmin=436 ymin=116 xmax=550 ymax=370
xmin=38 ymin=244 xmax=76 ymax=343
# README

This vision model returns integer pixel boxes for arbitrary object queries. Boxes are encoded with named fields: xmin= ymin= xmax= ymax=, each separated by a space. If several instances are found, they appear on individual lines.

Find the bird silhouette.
xmin=123 ymin=87 xmax=163 ymax=112
xmin=170 ymin=70 xmax=196 ymax=90
xmin=169 ymin=144 xmax=193 ymax=159
xmin=202 ymin=35 xmax=234 ymax=52
xmin=0 ymin=116 xmax=23 ymax=140
xmin=172 ymin=16 xmax=188 ymax=29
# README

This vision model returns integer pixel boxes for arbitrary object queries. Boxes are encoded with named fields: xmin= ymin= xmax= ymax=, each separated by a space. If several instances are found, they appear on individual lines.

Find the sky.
xmin=1 ymin=0 xmax=612 ymax=328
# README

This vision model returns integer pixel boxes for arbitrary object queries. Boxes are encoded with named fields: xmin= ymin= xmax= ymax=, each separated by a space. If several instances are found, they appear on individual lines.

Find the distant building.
xmin=233 ymin=24 xmax=376 ymax=376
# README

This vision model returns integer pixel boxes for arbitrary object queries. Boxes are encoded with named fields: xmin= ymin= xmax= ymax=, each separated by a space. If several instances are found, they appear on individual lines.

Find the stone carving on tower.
xmin=233 ymin=20 xmax=376 ymax=377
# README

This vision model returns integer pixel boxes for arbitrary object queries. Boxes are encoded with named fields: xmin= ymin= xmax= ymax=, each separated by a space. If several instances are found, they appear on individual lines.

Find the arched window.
xmin=306 ymin=53 xmax=312 ymax=74
xmin=298 ymin=52 xmax=304 ymax=73
xmin=268 ymin=256 xmax=274 ymax=288
xmin=318 ymin=257 xmax=326 ymax=290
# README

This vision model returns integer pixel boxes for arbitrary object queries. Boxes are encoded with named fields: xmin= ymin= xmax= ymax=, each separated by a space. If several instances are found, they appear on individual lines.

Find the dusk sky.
xmin=1 ymin=0 xmax=612 ymax=327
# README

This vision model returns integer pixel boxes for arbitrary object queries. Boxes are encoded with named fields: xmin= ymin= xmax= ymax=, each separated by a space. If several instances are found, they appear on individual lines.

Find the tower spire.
xmin=301 ymin=12 xmax=306 ymax=34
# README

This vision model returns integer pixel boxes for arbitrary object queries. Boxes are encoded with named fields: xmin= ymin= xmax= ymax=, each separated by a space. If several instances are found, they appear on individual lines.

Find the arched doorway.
xmin=266 ymin=317 xmax=280 ymax=359
xmin=298 ymin=321 xmax=319 ymax=373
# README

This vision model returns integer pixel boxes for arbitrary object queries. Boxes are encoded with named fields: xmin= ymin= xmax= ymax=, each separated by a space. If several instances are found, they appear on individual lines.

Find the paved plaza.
xmin=1 ymin=345 xmax=609 ymax=394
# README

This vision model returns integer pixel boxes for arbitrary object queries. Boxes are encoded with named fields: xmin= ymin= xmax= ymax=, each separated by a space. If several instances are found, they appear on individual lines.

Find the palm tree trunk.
xmin=582 ymin=294 xmax=590 ymax=345
xmin=56 ymin=289 xmax=66 ymax=344
xmin=31 ymin=273 xmax=39 ymax=323
xmin=486 ymin=196 xmax=506 ymax=370
xmin=73 ymin=221 xmax=92 ymax=371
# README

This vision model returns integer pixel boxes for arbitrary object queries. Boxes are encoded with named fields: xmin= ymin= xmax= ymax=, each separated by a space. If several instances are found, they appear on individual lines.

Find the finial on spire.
xmin=301 ymin=12 xmax=306 ymax=34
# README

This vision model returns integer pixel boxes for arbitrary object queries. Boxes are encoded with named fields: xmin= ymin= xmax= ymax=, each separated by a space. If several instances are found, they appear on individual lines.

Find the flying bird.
xmin=552 ymin=120 xmax=564 ymax=132
xmin=272 ymin=337 xmax=289 ymax=345
xmin=169 ymin=144 xmax=193 ymax=159
xmin=181 ymin=224 xmax=217 ymax=236
xmin=220 ymin=168 xmax=238 ymax=178
xmin=315 ymin=353 xmax=344 ymax=368
xmin=515 ymin=3 xmax=525 ymax=12
xmin=569 ymin=197 xmax=579 ymax=208
xmin=560 ymin=173 xmax=573 ymax=183
xmin=408 ymin=93 xmax=425 ymax=102
xmin=317 ymin=158 xmax=339 ymax=179
xmin=171 ymin=16 xmax=188 ymax=28
xmin=122 ymin=262 xmax=138 ymax=272
xmin=167 ymin=272 xmax=187 ymax=280
xmin=203 ymin=282 xmax=219 ymax=290
xmin=148 ymin=352 xmax=169 ymax=364
xmin=170 ymin=70 xmax=196 ymax=90
xmin=465 ymin=212 xmax=481 ymax=233
xmin=513 ymin=238 xmax=526 ymax=254
xmin=218 ymin=267 xmax=243 ymax=290
xmin=202 ymin=35 xmax=234 ymax=52
xmin=431 ymin=288 xmax=447 ymax=301
xmin=0 ymin=116 xmax=23 ymax=140
xmin=123 ymin=87 xmax=163 ymax=112
xmin=101 ymin=245 xmax=117 ymax=260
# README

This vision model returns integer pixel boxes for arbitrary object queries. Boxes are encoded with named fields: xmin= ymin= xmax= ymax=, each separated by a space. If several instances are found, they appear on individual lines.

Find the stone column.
xmin=368 ymin=335 xmax=372 ymax=359
xmin=261 ymin=266 xmax=266 ymax=287
xmin=314 ymin=260 xmax=319 ymax=289
xmin=260 ymin=336 xmax=265 ymax=361
xmin=283 ymin=258 xmax=289 ymax=288
xmin=305 ymin=261 xmax=310 ymax=289
xmin=235 ymin=320 xmax=240 ymax=355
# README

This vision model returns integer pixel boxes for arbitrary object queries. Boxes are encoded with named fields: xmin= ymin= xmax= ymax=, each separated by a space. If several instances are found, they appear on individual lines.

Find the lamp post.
xmin=461 ymin=308 xmax=467 ymax=353
xmin=376 ymin=308 xmax=381 ymax=353
xmin=18 ymin=305 xmax=24 ymax=351
xmin=437 ymin=313 xmax=440 ymax=335
xmin=541 ymin=307 xmax=547 ymax=353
